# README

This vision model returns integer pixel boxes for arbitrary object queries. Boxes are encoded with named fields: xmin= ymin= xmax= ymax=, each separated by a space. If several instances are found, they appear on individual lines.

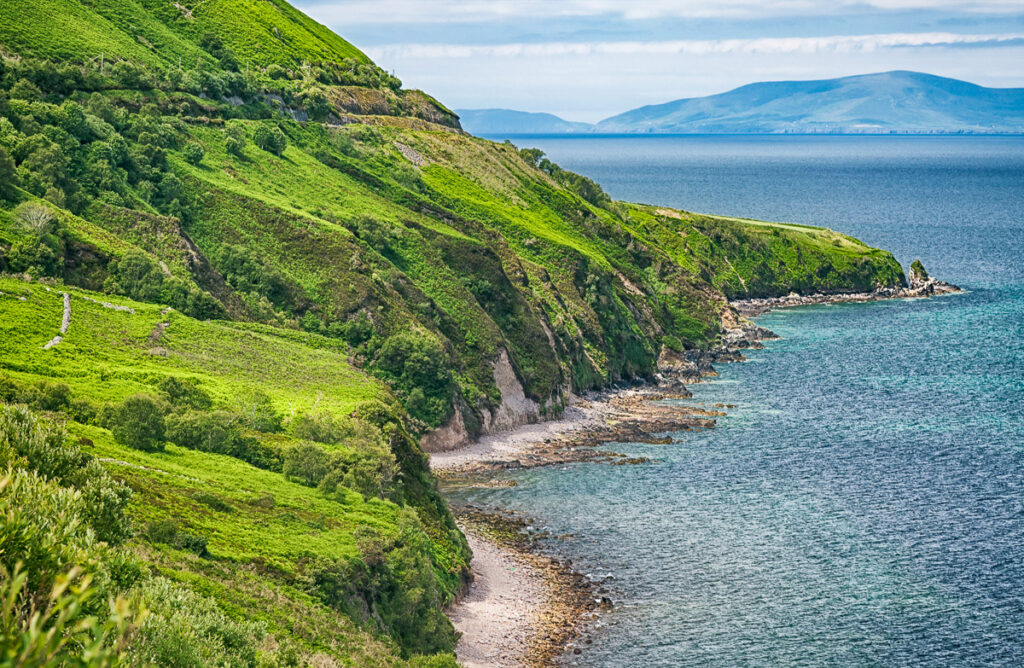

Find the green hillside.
xmin=0 ymin=1 xmax=907 ymax=665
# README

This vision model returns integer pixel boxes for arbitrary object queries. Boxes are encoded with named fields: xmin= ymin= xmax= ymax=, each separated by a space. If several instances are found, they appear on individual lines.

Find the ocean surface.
xmin=448 ymin=136 xmax=1024 ymax=666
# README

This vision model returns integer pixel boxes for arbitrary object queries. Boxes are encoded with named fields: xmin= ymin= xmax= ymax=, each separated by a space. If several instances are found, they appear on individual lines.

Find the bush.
xmin=0 ymin=403 xmax=131 ymax=544
xmin=182 ymin=142 xmax=204 ymax=165
xmin=372 ymin=331 xmax=453 ymax=426
xmin=225 ymin=125 xmax=246 ymax=156
xmin=235 ymin=390 xmax=281 ymax=433
xmin=144 ymin=519 xmax=209 ymax=557
xmin=165 ymin=410 xmax=281 ymax=470
xmin=292 ymin=410 xmax=347 ymax=444
xmin=157 ymin=376 xmax=213 ymax=411
xmin=283 ymin=442 xmax=330 ymax=487
xmin=194 ymin=492 xmax=233 ymax=513
xmin=103 ymin=394 xmax=166 ymax=452
xmin=252 ymin=124 xmax=287 ymax=155
xmin=127 ymin=576 xmax=265 ymax=667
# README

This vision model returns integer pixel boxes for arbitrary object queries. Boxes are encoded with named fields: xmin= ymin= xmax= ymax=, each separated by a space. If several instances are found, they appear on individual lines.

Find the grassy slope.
xmin=0 ymin=276 xmax=464 ymax=664
xmin=0 ymin=0 xmax=367 ymax=67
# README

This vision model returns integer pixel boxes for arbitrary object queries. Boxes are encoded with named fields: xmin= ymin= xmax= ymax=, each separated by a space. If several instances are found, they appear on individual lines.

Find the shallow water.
xmin=449 ymin=136 xmax=1024 ymax=666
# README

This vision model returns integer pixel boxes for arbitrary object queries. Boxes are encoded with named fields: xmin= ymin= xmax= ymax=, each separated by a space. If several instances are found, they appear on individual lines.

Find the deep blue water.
xmin=450 ymin=136 xmax=1024 ymax=666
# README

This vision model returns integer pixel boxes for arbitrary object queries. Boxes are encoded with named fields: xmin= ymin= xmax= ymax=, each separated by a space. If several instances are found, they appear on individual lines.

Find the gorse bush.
xmin=371 ymin=331 xmax=453 ymax=427
xmin=102 ymin=394 xmax=166 ymax=452
xmin=302 ymin=509 xmax=454 ymax=657
xmin=0 ymin=403 xmax=131 ymax=545
xmin=165 ymin=410 xmax=281 ymax=470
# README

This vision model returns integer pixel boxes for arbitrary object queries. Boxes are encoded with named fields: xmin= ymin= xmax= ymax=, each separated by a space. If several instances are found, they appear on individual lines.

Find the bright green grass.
xmin=0 ymin=277 xmax=381 ymax=415
xmin=0 ymin=0 xmax=368 ymax=68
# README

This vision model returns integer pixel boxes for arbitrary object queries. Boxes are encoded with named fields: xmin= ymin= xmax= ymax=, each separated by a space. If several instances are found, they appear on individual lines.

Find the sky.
xmin=294 ymin=0 xmax=1024 ymax=122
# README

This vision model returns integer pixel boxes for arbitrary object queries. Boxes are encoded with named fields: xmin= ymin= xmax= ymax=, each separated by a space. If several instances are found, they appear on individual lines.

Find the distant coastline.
xmin=457 ymin=71 xmax=1024 ymax=136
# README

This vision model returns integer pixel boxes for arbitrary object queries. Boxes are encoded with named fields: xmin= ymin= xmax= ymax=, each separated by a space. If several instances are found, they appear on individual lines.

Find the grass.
xmin=0 ymin=0 xmax=367 ymax=69
xmin=0 ymin=276 xmax=380 ymax=415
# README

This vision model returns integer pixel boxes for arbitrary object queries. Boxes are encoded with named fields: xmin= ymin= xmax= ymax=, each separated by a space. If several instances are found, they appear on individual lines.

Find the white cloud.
xmin=366 ymin=32 xmax=1024 ymax=60
xmin=302 ymin=0 xmax=1024 ymax=25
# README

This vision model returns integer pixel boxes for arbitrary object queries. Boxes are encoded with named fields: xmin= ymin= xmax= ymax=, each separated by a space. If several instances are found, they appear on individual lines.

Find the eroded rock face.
xmin=421 ymin=349 xmax=543 ymax=453
xmin=481 ymin=349 xmax=541 ymax=434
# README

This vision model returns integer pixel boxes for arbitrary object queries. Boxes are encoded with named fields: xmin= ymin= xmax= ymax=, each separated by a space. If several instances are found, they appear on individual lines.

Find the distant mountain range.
xmin=456 ymin=71 xmax=1024 ymax=135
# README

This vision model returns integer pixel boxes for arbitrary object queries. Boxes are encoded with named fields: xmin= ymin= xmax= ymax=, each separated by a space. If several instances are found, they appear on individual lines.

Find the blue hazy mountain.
xmin=455 ymin=108 xmax=595 ymax=135
xmin=596 ymin=71 xmax=1024 ymax=134
xmin=461 ymin=72 xmax=1024 ymax=135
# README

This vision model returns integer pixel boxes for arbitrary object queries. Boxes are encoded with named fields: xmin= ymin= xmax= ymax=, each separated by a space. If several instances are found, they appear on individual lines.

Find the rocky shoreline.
xmin=731 ymin=272 xmax=962 ymax=317
xmin=448 ymin=508 xmax=607 ymax=667
xmin=438 ymin=266 xmax=962 ymax=666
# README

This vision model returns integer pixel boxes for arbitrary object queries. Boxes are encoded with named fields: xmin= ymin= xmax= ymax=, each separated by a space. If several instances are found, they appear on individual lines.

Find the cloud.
xmin=366 ymin=31 xmax=1024 ymax=60
xmin=301 ymin=0 xmax=1024 ymax=25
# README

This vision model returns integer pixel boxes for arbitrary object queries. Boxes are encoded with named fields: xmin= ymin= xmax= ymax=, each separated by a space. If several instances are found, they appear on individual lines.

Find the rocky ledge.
xmin=731 ymin=259 xmax=961 ymax=317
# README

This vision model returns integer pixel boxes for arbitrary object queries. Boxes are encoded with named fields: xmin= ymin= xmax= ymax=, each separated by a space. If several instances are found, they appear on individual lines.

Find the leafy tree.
xmin=13 ymin=200 xmax=56 ymax=236
xmin=182 ymin=142 xmax=204 ymax=165
xmin=157 ymin=376 xmax=212 ymax=411
xmin=235 ymin=389 xmax=281 ymax=432
xmin=253 ymin=124 xmax=287 ymax=155
xmin=283 ymin=442 xmax=331 ymax=487
xmin=103 ymin=395 xmax=166 ymax=452
xmin=225 ymin=125 xmax=246 ymax=156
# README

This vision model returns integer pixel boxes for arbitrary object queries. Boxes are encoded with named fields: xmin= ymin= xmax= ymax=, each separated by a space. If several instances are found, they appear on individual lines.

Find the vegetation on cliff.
xmin=0 ymin=0 xmax=907 ymax=664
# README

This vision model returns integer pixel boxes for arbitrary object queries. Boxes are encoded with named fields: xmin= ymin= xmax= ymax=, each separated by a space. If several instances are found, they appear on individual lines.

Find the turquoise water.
xmin=450 ymin=136 xmax=1024 ymax=666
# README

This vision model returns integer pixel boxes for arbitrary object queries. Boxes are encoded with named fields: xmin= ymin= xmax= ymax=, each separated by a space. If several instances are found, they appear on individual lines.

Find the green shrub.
xmin=127 ymin=576 xmax=266 ymax=667
xmin=252 ymin=124 xmax=287 ymax=155
xmin=283 ymin=442 xmax=330 ymax=487
xmin=291 ymin=410 xmax=346 ymax=444
xmin=165 ymin=410 xmax=281 ymax=470
xmin=225 ymin=125 xmax=246 ymax=156
xmin=182 ymin=142 xmax=205 ymax=165
xmin=371 ymin=331 xmax=453 ymax=427
xmin=158 ymin=376 xmax=213 ymax=411
xmin=145 ymin=519 xmax=209 ymax=558
xmin=0 ymin=403 xmax=131 ymax=544
xmin=193 ymin=492 xmax=233 ymax=513
xmin=235 ymin=390 xmax=281 ymax=433
xmin=103 ymin=394 xmax=166 ymax=452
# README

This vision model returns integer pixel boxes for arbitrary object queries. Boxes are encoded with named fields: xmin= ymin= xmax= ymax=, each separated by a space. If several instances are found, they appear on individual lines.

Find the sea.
xmin=447 ymin=135 xmax=1024 ymax=666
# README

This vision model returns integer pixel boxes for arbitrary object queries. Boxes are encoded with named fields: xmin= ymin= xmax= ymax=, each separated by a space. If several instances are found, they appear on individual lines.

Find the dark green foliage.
xmin=283 ymin=441 xmax=330 ymax=487
xmin=371 ymin=331 xmax=453 ymax=427
xmin=303 ymin=509 xmax=455 ymax=657
xmin=911 ymin=259 xmax=928 ymax=279
xmin=103 ymin=394 xmax=166 ymax=452
xmin=253 ymin=124 xmax=287 ymax=155
xmin=182 ymin=142 xmax=205 ymax=165
xmin=103 ymin=250 xmax=226 ymax=319
xmin=0 ymin=147 xmax=19 ymax=200
xmin=145 ymin=519 xmax=210 ymax=557
xmin=0 ymin=403 xmax=132 ymax=545
xmin=214 ymin=244 xmax=295 ymax=313
xmin=166 ymin=410 xmax=281 ymax=470
xmin=292 ymin=410 xmax=346 ymax=444
xmin=225 ymin=125 xmax=246 ymax=156
xmin=235 ymin=389 xmax=282 ymax=433
xmin=157 ymin=376 xmax=213 ymax=411
xmin=193 ymin=491 xmax=233 ymax=513
xmin=0 ymin=376 xmax=72 ymax=412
